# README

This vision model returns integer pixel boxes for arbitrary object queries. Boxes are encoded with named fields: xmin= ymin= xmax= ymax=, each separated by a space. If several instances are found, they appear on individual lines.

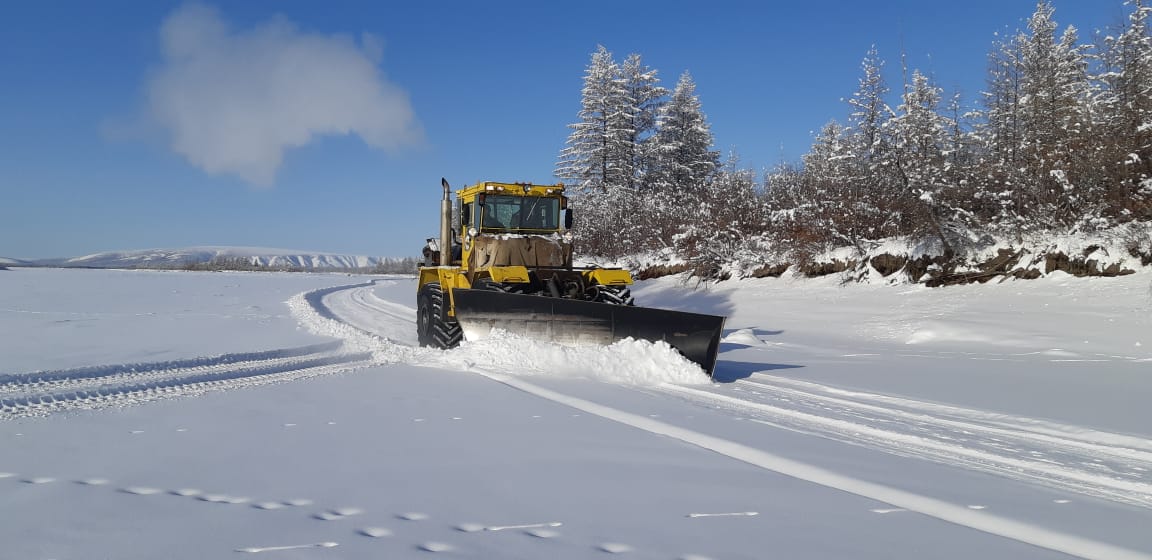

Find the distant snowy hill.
xmin=36 ymin=247 xmax=408 ymax=269
xmin=0 ymin=257 xmax=29 ymax=266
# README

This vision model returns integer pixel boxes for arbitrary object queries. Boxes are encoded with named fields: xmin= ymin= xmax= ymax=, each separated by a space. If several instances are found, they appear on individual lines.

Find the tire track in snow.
xmin=305 ymin=281 xmax=1152 ymax=512
xmin=318 ymin=281 xmax=418 ymax=346
xmin=0 ymin=348 xmax=372 ymax=419
xmin=740 ymin=376 xmax=1152 ymax=458
xmin=0 ymin=341 xmax=343 ymax=392
xmin=287 ymin=282 xmax=422 ymax=364
xmin=653 ymin=377 xmax=1152 ymax=510
xmin=0 ymin=280 xmax=406 ymax=419
xmin=301 ymin=280 xmax=1152 ymax=559
xmin=471 ymin=371 xmax=1152 ymax=560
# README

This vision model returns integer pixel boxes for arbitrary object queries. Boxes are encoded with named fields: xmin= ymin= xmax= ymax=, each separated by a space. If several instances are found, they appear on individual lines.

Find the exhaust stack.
xmin=439 ymin=178 xmax=452 ymax=266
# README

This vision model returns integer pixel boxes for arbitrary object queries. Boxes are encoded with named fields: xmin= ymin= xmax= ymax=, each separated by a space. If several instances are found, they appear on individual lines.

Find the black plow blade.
xmin=451 ymin=289 xmax=726 ymax=376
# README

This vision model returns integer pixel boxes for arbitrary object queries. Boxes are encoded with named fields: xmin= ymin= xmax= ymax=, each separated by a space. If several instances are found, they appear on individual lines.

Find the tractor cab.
xmin=457 ymin=182 xmax=569 ymax=235
xmin=440 ymin=182 xmax=575 ymax=274
xmin=421 ymin=182 xmax=572 ymax=269
xmin=476 ymin=194 xmax=561 ymax=232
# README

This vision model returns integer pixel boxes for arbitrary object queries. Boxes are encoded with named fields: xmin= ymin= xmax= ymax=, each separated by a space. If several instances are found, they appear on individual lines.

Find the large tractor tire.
xmin=417 ymin=282 xmax=463 ymax=349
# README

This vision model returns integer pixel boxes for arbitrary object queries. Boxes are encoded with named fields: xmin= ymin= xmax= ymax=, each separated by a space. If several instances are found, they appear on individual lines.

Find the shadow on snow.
xmin=711 ymin=361 xmax=803 ymax=384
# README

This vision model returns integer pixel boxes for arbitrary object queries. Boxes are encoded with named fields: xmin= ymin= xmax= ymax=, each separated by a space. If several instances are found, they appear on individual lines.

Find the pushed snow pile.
xmin=434 ymin=330 xmax=711 ymax=386
xmin=721 ymin=328 xmax=767 ymax=347
xmin=904 ymin=322 xmax=1001 ymax=345
xmin=288 ymin=287 xmax=711 ymax=385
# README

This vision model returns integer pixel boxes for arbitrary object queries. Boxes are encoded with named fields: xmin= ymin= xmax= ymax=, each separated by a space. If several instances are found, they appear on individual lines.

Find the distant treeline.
xmin=176 ymin=256 xmax=422 ymax=274
xmin=0 ymin=257 xmax=423 ymax=274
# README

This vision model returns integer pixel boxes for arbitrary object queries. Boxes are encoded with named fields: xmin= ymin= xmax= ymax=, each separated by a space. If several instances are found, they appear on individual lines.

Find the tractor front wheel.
xmin=417 ymin=282 xmax=462 ymax=349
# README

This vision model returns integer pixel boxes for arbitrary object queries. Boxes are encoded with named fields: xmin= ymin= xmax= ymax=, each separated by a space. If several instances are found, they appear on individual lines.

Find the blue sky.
xmin=0 ymin=1 xmax=1129 ymax=259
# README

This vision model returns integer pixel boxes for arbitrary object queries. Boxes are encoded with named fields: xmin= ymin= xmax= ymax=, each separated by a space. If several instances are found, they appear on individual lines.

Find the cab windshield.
xmin=480 ymin=195 xmax=560 ymax=232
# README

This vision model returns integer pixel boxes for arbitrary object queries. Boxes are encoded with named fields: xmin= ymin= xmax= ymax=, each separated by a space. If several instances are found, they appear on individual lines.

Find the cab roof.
xmin=457 ymin=181 xmax=566 ymax=199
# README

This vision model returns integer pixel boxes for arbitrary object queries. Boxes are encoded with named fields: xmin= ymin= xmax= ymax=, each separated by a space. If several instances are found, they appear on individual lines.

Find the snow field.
xmin=2 ymin=268 xmax=1151 ymax=558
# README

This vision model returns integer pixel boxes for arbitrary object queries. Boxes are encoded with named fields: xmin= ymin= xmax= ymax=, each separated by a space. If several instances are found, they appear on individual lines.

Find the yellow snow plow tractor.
xmin=416 ymin=179 xmax=726 ymax=375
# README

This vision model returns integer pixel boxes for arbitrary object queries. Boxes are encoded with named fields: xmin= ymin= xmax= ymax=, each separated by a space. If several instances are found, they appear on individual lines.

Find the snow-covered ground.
xmin=1 ymin=267 xmax=1151 ymax=559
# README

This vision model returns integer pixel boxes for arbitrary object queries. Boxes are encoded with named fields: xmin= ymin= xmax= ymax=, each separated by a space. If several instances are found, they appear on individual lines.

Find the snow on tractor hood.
xmin=469 ymin=234 xmax=572 ymax=271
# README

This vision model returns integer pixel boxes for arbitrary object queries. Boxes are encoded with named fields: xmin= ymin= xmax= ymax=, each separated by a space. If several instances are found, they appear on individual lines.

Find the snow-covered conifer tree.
xmin=971 ymin=1 xmax=1093 ymax=232
xmin=847 ymin=46 xmax=891 ymax=166
xmin=1017 ymin=1 xmax=1095 ymax=225
xmin=796 ymin=120 xmax=865 ymax=250
xmin=650 ymin=71 xmax=720 ymax=192
xmin=1099 ymin=0 xmax=1152 ymax=218
xmin=559 ymin=47 xmax=678 ymax=257
xmin=838 ymin=48 xmax=902 ymax=250
xmin=555 ymin=46 xmax=630 ymax=193
xmin=888 ymin=70 xmax=958 ymax=256
xmin=980 ymin=32 xmax=1024 ymax=166
xmin=973 ymin=30 xmax=1031 ymax=233
xmin=619 ymin=54 xmax=668 ymax=190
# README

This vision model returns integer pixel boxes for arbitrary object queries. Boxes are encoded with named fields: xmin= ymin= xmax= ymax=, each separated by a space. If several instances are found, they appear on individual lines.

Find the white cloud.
xmin=148 ymin=3 xmax=422 ymax=186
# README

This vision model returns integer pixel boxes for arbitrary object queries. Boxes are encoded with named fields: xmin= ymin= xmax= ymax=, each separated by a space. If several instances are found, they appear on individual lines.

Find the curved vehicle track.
xmin=0 ymin=280 xmax=411 ymax=420
xmin=0 ymin=280 xmax=402 ymax=419
xmin=653 ymin=377 xmax=1152 ymax=509
xmin=308 ymin=280 xmax=1152 ymax=512
xmin=318 ymin=282 xmax=418 ymax=345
